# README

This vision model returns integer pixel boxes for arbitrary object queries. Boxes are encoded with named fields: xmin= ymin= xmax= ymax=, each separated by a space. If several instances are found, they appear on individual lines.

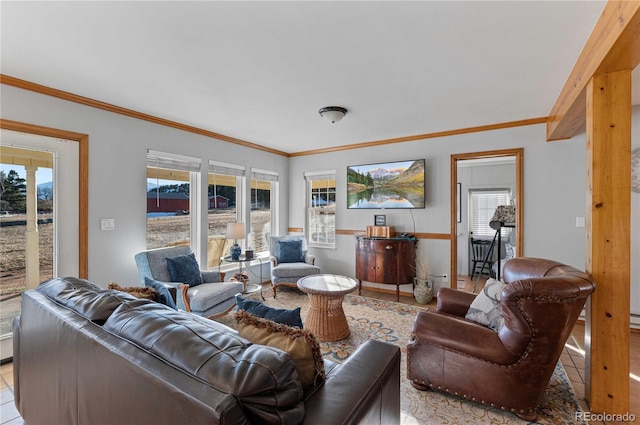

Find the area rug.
xmin=216 ymin=287 xmax=585 ymax=425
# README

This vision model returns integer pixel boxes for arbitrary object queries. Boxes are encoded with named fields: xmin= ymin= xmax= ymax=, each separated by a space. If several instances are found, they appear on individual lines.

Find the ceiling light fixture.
xmin=319 ymin=106 xmax=348 ymax=123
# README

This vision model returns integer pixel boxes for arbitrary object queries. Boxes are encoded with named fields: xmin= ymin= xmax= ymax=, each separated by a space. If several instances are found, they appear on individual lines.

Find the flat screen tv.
xmin=347 ymin=159 xmax=425 ymax=209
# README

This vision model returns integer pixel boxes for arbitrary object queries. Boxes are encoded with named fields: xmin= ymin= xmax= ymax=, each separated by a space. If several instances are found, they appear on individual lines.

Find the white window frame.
xmin=208 ymin=160 xmax=245 ymax=222
xmin=146 ymin=150 xmax=201 ymax=251
xmin=250 ymin=168 xmax=278 ymax=254
xmin=305 ymin=170 xmax=336 ymax=249
xmin=469 ymin=189 xmax=511 ymax=238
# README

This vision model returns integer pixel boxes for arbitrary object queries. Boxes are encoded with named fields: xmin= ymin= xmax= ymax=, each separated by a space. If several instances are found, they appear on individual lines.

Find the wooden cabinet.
xmin=355 ymin=237 xmax=417 ymax=301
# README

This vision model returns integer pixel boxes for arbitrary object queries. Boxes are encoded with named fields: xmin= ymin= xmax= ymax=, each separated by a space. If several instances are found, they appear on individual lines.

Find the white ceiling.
xmin=2 ymin=1 xmax=636 ymax=155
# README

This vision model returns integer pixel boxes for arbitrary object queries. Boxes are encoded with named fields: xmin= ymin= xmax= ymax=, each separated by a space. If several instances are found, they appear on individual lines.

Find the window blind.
xmin=208 ymin=161 xmax=245 ymax=177
xmin=147 ymin=151 xmax=201 ymax=172
xmin=304 ymin=170 xmax=336 ymax=181
xmin=470 ymin=190 xmax=510 ymax=238
xmin=250 ymin=168 xmax=278 ymax=182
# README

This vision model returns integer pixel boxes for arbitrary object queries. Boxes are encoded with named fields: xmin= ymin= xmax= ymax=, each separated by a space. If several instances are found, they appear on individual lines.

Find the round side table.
xmin=297 ymin=274 xmax=358 ymax=341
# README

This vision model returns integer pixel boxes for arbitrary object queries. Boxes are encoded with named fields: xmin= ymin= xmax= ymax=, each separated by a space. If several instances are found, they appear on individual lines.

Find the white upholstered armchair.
xmin=269 ymin=235 xmax=320 ymax=297
xmin=135 ymin=246 xmax=243 ymax=318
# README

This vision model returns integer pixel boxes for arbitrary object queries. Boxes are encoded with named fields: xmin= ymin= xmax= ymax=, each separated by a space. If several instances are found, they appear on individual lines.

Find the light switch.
xmin=100 ymin=218 xmax=115 ymax=231
xmin=576 ymin=217 xmax=585 ymax=228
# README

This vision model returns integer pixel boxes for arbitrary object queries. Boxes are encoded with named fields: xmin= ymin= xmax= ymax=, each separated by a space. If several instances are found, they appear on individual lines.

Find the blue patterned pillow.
xmin=166 ymin=252 xmax=203 ymax=287
xmin=235 ymin=295 xmax=303 ymax=328
xmin=144 ymin=277 xmax=177 ymax=310
xmin=277 ymin=239 xmax=304 ymax=263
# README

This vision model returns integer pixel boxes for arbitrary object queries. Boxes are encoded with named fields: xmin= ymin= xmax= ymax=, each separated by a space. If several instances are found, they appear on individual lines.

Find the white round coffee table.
xmin=297 ymin=274 xmax=358 ymax=341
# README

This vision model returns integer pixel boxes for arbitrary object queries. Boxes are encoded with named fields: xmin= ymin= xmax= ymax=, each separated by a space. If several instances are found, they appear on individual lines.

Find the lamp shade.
xmin=225 ymin=222 xmax=245 ymax=240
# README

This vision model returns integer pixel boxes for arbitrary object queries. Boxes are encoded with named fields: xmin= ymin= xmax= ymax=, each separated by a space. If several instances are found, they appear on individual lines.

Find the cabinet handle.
xmin=385 ymin=245 xmax=394 ymax=250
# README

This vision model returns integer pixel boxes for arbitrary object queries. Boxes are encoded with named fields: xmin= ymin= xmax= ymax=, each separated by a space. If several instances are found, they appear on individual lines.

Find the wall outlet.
xmin=443 ymin=274 xmax=448 ymax=283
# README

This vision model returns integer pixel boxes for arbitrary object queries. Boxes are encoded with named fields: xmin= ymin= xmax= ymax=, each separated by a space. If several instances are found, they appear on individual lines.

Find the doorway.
xmin=450 ymin=148 xmax=523 ymax=290
xmin=0 ymin=123 xmax=85 ymax=361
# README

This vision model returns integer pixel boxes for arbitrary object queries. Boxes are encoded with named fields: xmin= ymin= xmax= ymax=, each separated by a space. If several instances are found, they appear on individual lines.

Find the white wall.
xmin=1 ymin=85 xmax=289 ymax=286
xmin=290 ymin=123 xmax=588 ymax=295
xmin=2 ymin=84 xmax=637 ymax=319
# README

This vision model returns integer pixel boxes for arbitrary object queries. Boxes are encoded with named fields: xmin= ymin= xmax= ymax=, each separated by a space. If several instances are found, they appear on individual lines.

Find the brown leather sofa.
xmin=13 ymin=277 xmax=400 ymax=425
xmin=407 ymin=257 xmax=595 ymax=421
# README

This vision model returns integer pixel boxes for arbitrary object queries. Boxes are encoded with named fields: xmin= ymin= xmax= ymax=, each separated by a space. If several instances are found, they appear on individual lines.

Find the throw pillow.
xmin=144 ymin=277 xmax=177 ymax=310
xmin=236 ymin=294 xmax=303 ymax=328
xmin=166 ymin=252 xmax=203 ymax=287
xmin=108 ymin=282 xmax=158 ymax=301
xmin=235 ymin=310 xmax=325 ymax=389
xmin=277 ymin=239 xmax=304 ymax=263
xmin=465 ymin=278 xmax=506 ymax=332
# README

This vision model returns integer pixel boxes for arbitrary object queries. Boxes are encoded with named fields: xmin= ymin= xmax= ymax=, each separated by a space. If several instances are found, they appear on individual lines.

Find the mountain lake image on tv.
xmin=347 ymin=159 xmax=425 ymax=209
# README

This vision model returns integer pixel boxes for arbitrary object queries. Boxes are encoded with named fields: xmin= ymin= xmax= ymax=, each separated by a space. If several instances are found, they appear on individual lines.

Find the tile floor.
xmin=1 ymin=282 xmax=637 ymax=425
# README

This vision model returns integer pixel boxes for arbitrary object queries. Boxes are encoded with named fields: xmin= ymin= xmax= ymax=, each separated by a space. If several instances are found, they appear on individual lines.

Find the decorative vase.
xmin=230 ymin=243 xmax=242 ymax=261
xmin=413 ymin=277 xmax=433 ymax=304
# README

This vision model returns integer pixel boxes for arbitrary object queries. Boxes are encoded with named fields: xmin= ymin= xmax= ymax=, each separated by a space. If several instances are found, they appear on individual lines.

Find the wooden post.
xmin=584 ymin=70 xmax=631 ymax=414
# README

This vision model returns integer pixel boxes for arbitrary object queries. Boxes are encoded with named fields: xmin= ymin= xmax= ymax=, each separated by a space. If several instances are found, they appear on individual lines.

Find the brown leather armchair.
xmin=407 ymin=257 xmax=595 ymax=421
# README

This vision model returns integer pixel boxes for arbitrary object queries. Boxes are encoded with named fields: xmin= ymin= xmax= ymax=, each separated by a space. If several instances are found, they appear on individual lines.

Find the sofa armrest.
xmin=202 ymin=270 xmax=224 ymax=282
xmin=410 ymin=310 xmax=520 ymax=364
xmin=436 ymin=287 xmax=476 ymax=317
xmin=304 ymin=253 xmax=315 ymax=265
xmin=156 ymin=281 xmax=190 ymax=312
xmin=303 ymin=339 xmax=400 ymax=425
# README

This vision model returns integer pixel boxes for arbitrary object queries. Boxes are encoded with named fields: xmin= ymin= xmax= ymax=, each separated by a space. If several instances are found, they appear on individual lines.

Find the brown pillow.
xmin=235 ymin=310 xmax=326 ymax=389
xmin=108 ymin=282 xmax=158 ymax=301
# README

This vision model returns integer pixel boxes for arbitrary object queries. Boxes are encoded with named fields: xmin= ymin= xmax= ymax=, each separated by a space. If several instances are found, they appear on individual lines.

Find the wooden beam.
xmin=547 ymin=1 xmax=640 ymax=141
xmin=585 ymin=70 xmax=631 ymax=414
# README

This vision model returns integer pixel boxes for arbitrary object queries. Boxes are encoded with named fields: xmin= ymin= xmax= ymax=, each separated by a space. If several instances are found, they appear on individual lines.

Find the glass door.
xmin=1 ymin=146 xmax=54 ymax=358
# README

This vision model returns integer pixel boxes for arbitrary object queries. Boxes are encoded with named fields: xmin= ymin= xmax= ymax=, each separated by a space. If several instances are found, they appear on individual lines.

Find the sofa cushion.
xmin=465 ymin=278 xmax=506 ymax=331
xmin=271 ymin=262 xmax=321 ymax=278
xmin=166 ymin=252 xmax=203 ymax=287
xmin=236 ymin=295 xmax=303 ymax=328
xmin=36 ymin=277 xmax=135 ymax=323
xmin=186 ymin=281 xmax=243 ymax=312
xmin=144 ymin=277 xmax=177 ymax=309
xmin=108 ymin=282 xmax=157 ymax=300
xmin=277 ymin=239 xmax=304 ymax=263
xmin=104 ymin=301 xmax=305 ymax=423
xmin=235 ymin=310 xmax=325 ymax=390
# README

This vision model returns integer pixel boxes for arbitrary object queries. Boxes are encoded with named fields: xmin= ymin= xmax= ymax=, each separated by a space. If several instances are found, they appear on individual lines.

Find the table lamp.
xmin=226 ymin=222 xmax=245 ymax=260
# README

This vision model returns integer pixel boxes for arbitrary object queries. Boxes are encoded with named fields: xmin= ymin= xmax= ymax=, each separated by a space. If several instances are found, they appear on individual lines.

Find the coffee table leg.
xmin=305 ymin=294 xmax=350 ymax=341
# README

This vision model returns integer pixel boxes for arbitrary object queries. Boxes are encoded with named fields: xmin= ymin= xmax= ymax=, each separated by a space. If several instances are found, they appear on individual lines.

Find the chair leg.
xmin=272 ymin=284 xmax=277 ymax=298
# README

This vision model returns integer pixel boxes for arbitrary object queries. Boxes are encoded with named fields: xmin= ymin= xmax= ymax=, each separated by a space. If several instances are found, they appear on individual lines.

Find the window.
xmin=305 ymin=171 xmax=336 ymax=248
xmin=250 ymin=168 xmax=278 ymax=254
xmin=1 ymin=147 xmax=54 ymax=340
xmin=146 ymin=151 xmax=200 ymax=249
xmin=207 ymin=161 xmax=245 ymax=263
xmin=469 ymin=189 xmax=511 ymax=238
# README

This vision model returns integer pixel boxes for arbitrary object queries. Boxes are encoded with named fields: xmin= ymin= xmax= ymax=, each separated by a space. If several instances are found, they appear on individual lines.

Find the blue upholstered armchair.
xmin=135 ymin=246 xmax=243 ymax=318
xmin=269 ymin=235 xmax=320 ymax=297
